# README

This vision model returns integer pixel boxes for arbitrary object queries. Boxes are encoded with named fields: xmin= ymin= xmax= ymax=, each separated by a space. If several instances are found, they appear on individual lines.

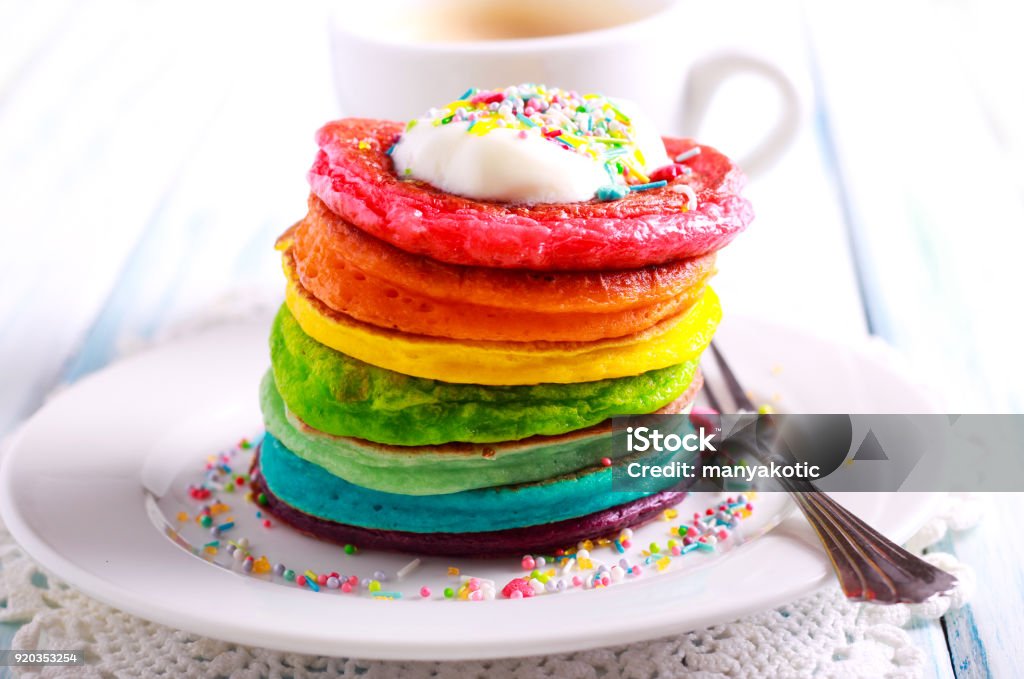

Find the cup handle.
xmin=681 ymin=52 xmax=801 ymax=177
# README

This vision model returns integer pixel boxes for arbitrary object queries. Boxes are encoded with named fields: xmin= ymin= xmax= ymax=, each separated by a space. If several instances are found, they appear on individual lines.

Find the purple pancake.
xmin=250 ymin=459 xmax=685 ymax=557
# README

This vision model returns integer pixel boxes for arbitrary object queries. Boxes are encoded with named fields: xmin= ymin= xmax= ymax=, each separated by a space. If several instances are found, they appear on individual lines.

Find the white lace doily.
xmin=0 ymin=490 xmax=979 ymax=679
xmin=0 ymin=305 xmax=982 ymax=678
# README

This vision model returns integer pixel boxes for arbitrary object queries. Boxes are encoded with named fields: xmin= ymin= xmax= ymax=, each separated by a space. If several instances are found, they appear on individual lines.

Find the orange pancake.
xmin=280 ymin=198 xmax=717 ymax=342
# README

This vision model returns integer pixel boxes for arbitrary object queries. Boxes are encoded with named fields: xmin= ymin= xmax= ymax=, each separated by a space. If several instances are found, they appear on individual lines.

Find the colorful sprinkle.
xmin=674 ymin=147 xmax=701 ymax=163
xmin=398 ymin=558 xmax=422 ymax=580
xmin=649 ymin=163 xmax=692 ymax=183
xmin=670 ymin=183 xmax=697 ymax=211
xmin=411 ymin=85 xmax=655 ymax=189
xmin=501 ymin=578 xmax=535 ymax=599
xmin=628 ymin=180 xmax=667 ymax=192
xmin=596 ymin=184 xmax=629 ymax=201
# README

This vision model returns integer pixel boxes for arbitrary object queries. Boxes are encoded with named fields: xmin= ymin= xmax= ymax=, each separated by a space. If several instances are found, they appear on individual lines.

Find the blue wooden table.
xmin=1 ymin=1 xmax=1021 ymax=676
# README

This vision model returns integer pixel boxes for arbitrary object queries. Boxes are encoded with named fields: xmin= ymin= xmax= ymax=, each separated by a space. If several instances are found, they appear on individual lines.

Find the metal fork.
xmin=701 ymin=342 xmax=957 ymax=604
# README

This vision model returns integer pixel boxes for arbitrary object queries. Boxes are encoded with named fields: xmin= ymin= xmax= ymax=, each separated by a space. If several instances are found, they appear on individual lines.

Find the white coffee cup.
xmin=329 ymin=0 xmax=800 ymax=176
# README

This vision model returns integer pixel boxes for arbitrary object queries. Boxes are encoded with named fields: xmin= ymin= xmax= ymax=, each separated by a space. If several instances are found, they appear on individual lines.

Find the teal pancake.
xmin=260 ymin=371 xmax=700 ymax=495
xmin=257 ymin=432 xmax=692 ymax=534
xmin=270 ymin=305 xmax=700 ymax=446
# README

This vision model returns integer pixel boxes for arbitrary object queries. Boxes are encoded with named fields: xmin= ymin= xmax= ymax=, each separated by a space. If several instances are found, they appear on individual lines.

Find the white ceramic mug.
xmin=329 ymin=0 xmax=800 ymax=176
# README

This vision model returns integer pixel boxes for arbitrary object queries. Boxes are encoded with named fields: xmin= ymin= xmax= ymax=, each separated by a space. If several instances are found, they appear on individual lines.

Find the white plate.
xmin=0 ymin=317 xmax=942 ymax=660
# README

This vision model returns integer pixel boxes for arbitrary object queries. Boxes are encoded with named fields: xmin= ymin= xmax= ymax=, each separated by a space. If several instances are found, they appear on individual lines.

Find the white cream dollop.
xmin=391 ymin=97 xmax=670 ymax=204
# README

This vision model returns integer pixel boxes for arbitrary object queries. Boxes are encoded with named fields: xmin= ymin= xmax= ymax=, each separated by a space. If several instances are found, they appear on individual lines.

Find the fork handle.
xmin=778 ymin=476 xmax=957 ymax=603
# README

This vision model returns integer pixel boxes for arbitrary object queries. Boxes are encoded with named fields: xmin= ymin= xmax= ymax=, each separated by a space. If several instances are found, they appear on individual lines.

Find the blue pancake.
xmin=249 ymin=462 xmax=686 ymax=557
xmin=257 ymin=432 xmax=693 ymax=534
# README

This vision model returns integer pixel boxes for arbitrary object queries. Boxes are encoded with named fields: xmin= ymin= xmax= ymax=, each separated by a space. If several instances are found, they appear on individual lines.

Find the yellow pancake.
xmin=283 ymin=261 xmax=721 ymax=385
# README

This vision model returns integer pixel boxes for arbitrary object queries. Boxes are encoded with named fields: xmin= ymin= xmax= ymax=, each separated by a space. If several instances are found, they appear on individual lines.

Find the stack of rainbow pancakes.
xmin=252 ymin=84 xmax=753 ymax=557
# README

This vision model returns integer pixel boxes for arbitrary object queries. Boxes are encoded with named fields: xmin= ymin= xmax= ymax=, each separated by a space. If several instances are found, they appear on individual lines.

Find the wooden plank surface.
xmin=0 ymin=4 xmax=332 ymax=677
xmin=803 ymin=2 xmax=1024 ymax=676
xmin=930 ymin=495 xmax=1024 ymax=678
xmin=0 ymin=1 xmax=334 ymax=431
xmin=802 ymin=0 xmax=1024 ymax=412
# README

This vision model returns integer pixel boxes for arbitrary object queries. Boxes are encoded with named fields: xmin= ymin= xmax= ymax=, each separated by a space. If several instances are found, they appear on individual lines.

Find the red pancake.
xmin=307 ymin=118 xmax=753 ymax=271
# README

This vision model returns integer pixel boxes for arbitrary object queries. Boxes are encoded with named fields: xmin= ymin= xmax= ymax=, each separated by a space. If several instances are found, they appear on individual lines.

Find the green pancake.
xmin=260 ymin=371 xmax=697 ymax=495
xmin=270 ymin=305 xmax=699 ymax=446
xmin=256 ymin=431 xmax=692 ymax=534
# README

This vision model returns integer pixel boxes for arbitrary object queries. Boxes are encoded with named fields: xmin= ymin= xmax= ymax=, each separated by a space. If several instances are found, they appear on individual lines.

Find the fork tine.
xmin=709 ymin=342 xmax=758 ymax=412
xmin=700 ymin=364 xmax=727 ymax=412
